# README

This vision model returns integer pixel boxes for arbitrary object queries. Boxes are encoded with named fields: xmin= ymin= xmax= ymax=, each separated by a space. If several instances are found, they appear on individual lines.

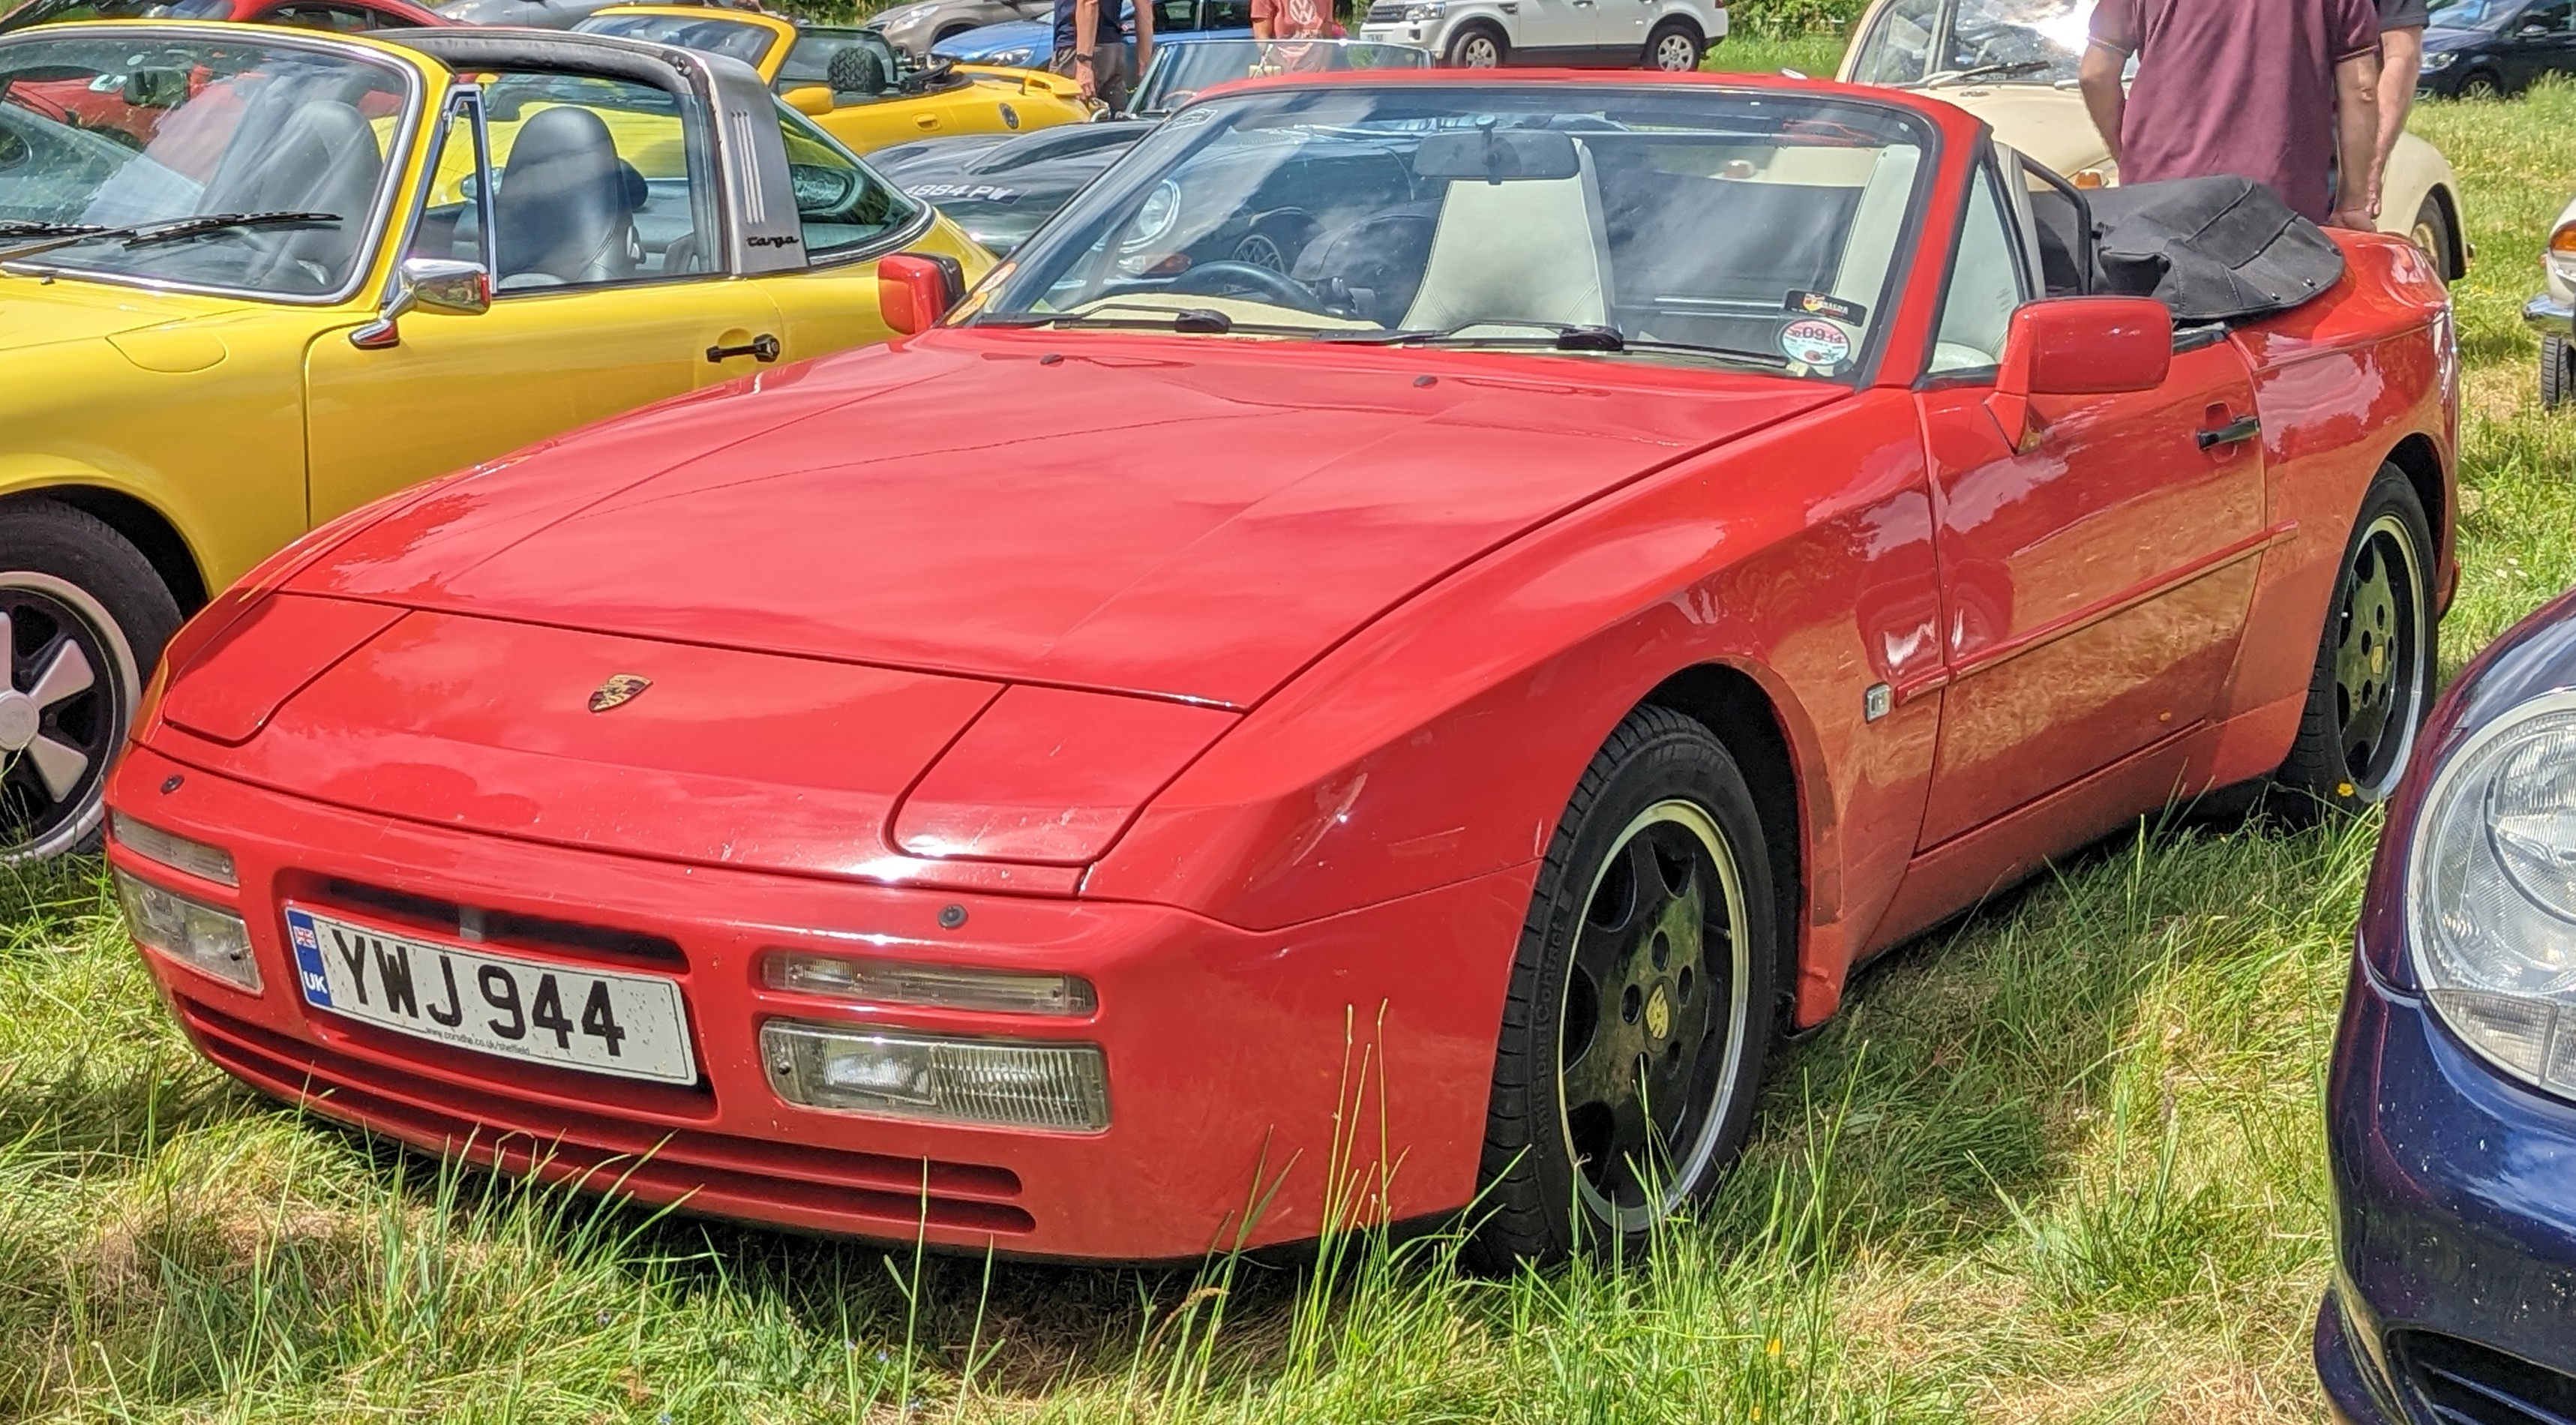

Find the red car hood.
xmin=294 ymin=332 xmax=1843 ymax=710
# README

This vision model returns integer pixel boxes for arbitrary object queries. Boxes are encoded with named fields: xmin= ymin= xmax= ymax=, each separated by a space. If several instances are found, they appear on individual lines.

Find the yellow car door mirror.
xmin=350 ymin=258 xmax=494 ymax=351
xmin=784 ymin=85 xmax=836 ymax=116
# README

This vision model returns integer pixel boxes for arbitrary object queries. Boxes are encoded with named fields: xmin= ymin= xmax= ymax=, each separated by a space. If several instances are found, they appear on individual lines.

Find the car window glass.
xmin=2020 ymin=157 xmax=2088 ymax=298
xmin=2524 ymin=0 xmax=2576 ymax=31
xmin=265 ymin=3 xmax=380 ymax=32
xmin=982 ymin=86 xmax=1934 ymax=381
xmin=572 ymin=12 xmax=780 ymax=67
xmin=1930 ymin=159 xmax=2027 ymax=375
xmin=0 ymin=32 xmax=409 ymax=298
xmin=777 ymin=31 xmax=902 ymax=98
xmin=1850 ymin=0 xmax=1939 ymax=84
xmin=1202 ymin=0 xmax=1253 ymax=28
xmin=408 ymin=71 xmax=718 ymax=290
xmin=772 ymin=100 xmax=919 ymax=258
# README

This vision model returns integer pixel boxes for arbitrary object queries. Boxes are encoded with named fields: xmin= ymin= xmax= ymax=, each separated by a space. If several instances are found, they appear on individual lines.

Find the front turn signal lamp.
xmin=764 ymin=950 xmax=1096 ymax=1016
xmin=2549 ymin=223 xmax=2576 ymax=287
xmin=760 ymin=1020 xmax=1108 ymax=1132
xmin=115 ymin=869 xmax=259 ymax=993
xmin=2409 ymin=691 xmax=2576 ymax=1098
xmin=109 ymin=812 xmax=237 ymax=886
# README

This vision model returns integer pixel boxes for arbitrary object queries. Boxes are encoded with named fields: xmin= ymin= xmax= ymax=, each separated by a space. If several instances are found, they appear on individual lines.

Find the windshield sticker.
xmin=1785 ymin=290 xmax=1867 ymax=326
xmin=1780 ymin=318 xmax=1853 ymax=374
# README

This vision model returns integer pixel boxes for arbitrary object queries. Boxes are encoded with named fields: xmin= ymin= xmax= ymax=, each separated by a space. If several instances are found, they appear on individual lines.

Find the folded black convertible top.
xmin=2086 ymin=176 xmax=2347 ymax=323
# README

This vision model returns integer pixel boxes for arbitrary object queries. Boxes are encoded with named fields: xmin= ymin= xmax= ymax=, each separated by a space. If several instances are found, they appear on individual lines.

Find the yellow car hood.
xmin=1933 ymin=84 xmax=2113 ymax=178
xmin=0 ymin=275 xmax=260 ymax=356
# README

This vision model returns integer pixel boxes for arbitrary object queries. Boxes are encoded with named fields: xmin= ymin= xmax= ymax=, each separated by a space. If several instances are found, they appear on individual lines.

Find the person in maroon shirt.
xmin=2078 ymin=0 xmax=2385 ymax=230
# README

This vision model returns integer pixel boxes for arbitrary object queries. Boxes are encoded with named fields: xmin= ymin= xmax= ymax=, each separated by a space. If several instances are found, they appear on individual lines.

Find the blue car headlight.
xmin=988 ymin=45 xmax=1038 ymax=66
xmin=2422 ymin=50 xmax=2458 ymax=71
xmin=2410 ymin=689 xmax=2576 ymax=1096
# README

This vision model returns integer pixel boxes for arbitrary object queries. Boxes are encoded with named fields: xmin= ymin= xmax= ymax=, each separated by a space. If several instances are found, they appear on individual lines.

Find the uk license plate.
xmin=283 ymin=904 xmax=697 ymax=1085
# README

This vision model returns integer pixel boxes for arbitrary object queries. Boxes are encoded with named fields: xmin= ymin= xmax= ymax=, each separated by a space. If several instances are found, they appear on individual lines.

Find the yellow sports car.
xmin=0 ymin=20 xmax=988 ymax=858
xmin=574 ymin=5 xmax=1094 ymax=154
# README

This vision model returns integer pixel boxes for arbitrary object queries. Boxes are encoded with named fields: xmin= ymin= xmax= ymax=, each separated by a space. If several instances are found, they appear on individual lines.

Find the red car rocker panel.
xmin=103 ymin=69 xmax=2458 ymax=1264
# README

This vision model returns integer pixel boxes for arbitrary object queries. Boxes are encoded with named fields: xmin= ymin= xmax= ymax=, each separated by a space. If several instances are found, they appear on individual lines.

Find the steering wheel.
xmin=1163 ymin=260 xmax=1323 ymax=312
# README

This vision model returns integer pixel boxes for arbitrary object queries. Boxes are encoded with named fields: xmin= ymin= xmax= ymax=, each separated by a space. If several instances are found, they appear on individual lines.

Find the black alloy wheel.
xmin=2276 ymin=466 xmax=2435 ymax=818
xmin=2461 ymin=68 xmax=2503 ymax=99
xmin=1471 ymin=706 xmax=1777 ymax=1267
xmin=0 ymin=500 xmax=178 ymax=861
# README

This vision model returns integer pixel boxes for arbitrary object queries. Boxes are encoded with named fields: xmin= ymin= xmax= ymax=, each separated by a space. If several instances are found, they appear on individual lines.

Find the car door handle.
xmin=706 ymin=334 xmax=781 ymax=364
xmin=2197 ymin=413 xmax=2260 ymax=450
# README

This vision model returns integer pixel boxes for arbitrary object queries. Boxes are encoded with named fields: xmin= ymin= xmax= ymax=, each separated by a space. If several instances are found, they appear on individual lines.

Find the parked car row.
xmin=4 ymin=3 xmax=2571 ymax=1420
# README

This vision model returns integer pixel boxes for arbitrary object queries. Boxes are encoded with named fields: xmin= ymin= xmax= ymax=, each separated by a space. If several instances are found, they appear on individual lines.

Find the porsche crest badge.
xmin=587 ymin=674 xmax=652 ymax=713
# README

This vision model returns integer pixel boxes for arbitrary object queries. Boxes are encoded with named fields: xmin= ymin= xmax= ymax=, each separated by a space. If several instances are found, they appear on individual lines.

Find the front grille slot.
xmin=1364 ymin=2 xmax=1405 ymax=19
xmin=2396 ymin=1331 xmax=2576 ymax=1425
xmin=182 ymin=1000 xmax=1033 ymax=1236
xmin=301 ymin=876 xmax=688 ymax=971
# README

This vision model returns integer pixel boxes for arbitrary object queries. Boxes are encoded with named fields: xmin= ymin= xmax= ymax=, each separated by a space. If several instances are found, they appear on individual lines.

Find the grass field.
xmin=10 ymin=44 xmax=2576 ymax=1425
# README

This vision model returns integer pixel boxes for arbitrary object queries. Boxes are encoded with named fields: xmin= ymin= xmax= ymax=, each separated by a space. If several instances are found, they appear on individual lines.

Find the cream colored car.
xmin=1839 ymin=0 xmax=2467 ymax=281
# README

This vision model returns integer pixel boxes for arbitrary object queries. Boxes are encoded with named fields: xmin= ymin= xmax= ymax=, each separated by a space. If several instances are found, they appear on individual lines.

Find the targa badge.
xmin=588 ymin=674 xmax=652 ymax=712
xmin=1780 ymin=318 xmax=1853 ymax=371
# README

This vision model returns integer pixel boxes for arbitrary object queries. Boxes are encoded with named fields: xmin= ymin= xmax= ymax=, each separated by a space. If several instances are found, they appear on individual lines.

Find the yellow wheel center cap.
xmin=1645 ymin=986 xmax=1672 ymax=1041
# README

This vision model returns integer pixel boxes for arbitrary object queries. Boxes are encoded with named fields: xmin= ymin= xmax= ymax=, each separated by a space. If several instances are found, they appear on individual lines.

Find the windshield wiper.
xmin=0 ymin=210 xmax=341 ymax=262
xmin=1922 ymin=58 xmax=2054 ymax=86
xmin=0 ymin=220 xmax=107 ymax=239
xmin=1339 ymin=321 xmax=1792 ymax=368
xmin=976 ymin=306 xmax=1349 ymax=337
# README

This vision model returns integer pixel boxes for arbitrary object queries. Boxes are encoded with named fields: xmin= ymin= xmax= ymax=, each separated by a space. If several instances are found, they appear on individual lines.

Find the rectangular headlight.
xmin=764 ymin=950 xmax=1096 ymax=1016
xmin=760 ymin=1020 xmax=1108 ymax=1132
xmin=109 ymin=812 xmax=236 ymax=887
xmin=115 ymin=868 xmax=259 ymax=992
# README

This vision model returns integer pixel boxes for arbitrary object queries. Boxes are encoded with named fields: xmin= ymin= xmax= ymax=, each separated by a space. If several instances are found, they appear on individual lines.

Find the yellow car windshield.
xmin=0 ymin=31 xmax=412 ymax=298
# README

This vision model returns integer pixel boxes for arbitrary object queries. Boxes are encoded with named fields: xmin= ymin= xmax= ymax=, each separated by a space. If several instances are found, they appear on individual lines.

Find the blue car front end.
xmin=932 ymin=14 xmax=1053 ymax=68
xmin=2323 ymin=586 xmax=2576 ymax=1424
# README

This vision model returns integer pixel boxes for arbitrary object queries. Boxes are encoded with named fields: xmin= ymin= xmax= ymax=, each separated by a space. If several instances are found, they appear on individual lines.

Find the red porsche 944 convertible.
xmin=103 ymin=70 xmax=2456 ymax=1264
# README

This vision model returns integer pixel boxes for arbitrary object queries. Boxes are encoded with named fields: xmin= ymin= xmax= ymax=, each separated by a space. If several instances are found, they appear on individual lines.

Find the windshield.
xmin=1132 ymin=38 xmax=1430 ymax=116
xmin=0 ymin=0 xmax=233 ymax=30
xmin=0 ymin=31 xmax=412 ymax=298
xmin=2427 ymin=0 xmax=2517 ymax=27
xmin=1849 ymin=0 xmax=2101 ymax=88
xmin=973 ymin=84 xmax=1933 ymax=378
xmin=574 ymin=12 xmax=781 ymax=67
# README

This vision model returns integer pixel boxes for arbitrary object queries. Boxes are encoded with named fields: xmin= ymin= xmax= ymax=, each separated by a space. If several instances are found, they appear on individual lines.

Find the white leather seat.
xmin=1400 ymin=146 xmax=1613 ymax=333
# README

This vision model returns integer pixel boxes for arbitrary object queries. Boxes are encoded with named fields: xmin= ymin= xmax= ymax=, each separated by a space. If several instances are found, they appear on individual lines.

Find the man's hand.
xmin=1073 ymin=55 xmax=1096 ymax=99
xmin=2329 ymin=204 xmax=2380 ymax=230
xmin=2333 ymin=49 xmax=2382 ymax=229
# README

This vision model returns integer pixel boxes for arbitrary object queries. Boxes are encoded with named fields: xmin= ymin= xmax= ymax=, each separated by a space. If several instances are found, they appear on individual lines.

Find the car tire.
xmin=2461 ymin=68 xmax=2503 ymax=99
xmin=1643 ymin=20 xmax=1702 ymax=72
xmin=1444 ymin=22 xmax=1507 ymax=68
xmin=2545 ymin=334 xmax=2574 ymax=409
xmin=0 ymin=499 xmax=181 ymax=862
xmin=2273 ymin=465 xmax=2437 ymax=821
xmin=1469 ymin=705 xmax=1777 ymax=1269
xmin=2409 ymin=194 xmax=2458 ymax=283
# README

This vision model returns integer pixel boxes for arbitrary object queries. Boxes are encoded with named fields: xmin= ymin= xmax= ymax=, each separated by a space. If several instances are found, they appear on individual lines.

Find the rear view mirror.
xmin=783 ymin=84 xmax=835 ymax=116
xmin=121 ymin=67 xmax=188 ymax=109
xmin=1412 ymin=128 xmax=1582 ymax=182
xmin=879 ymin=251 xmax=967 ymax=335
xmin=1985 ymin=296 xmax=2173 ymax=448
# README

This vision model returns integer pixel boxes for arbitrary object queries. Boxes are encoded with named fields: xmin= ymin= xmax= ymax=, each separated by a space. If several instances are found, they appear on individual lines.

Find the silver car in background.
xmin=868 ymin=0 xmax=1049 ymax=58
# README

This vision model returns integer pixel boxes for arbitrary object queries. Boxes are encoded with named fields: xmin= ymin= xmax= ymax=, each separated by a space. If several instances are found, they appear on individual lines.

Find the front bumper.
xmin=2317 ymin=950 xmax=2576 ymax=1424
xmin=106 ymin=742 xmax=1530 ymax=1262
xmin=2526 ymin=294 xmax=2574 ymax=338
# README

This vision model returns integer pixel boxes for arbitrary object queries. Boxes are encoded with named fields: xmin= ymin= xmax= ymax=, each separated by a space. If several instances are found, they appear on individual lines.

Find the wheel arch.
xmin=2429 ymin=184 xmax=2467 ymax=282
xmin=0 ymin=486 xmax=208 ymax=614
xmin=1637 ymin=663 xmax=1804 ymax=1029
xmin=2384 ymin=431 xmax=2448 ymax=600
